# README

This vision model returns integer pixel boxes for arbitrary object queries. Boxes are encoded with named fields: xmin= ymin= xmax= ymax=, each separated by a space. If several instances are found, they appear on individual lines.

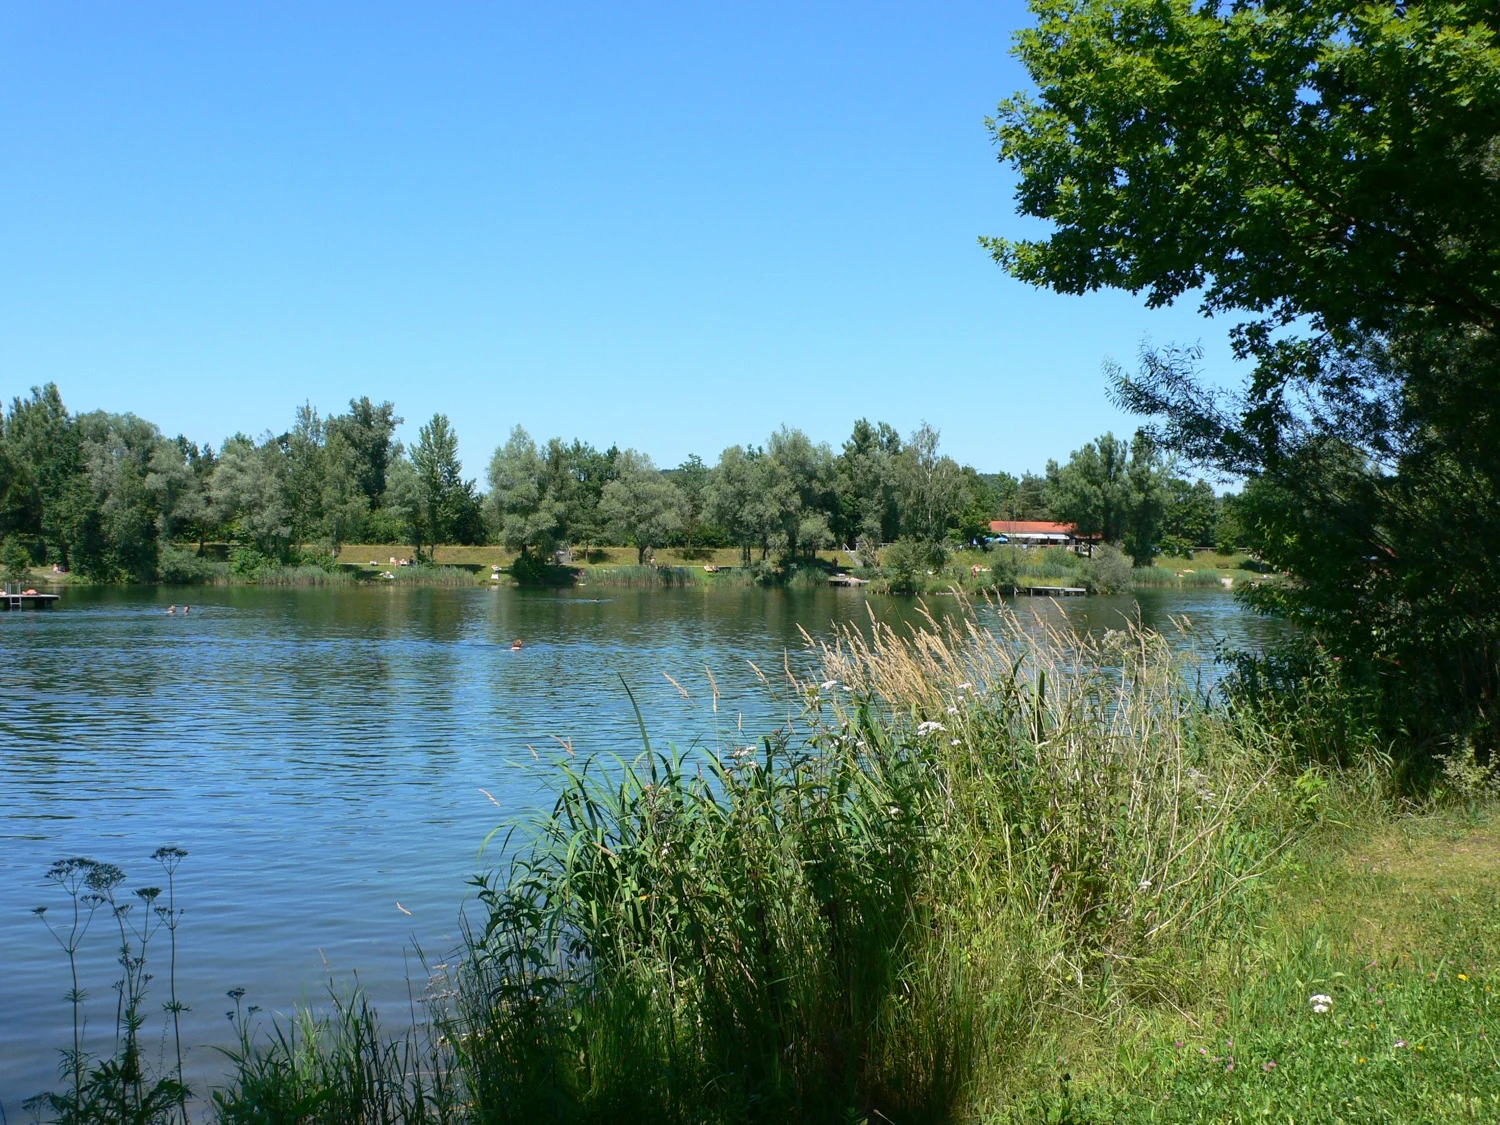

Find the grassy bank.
xmin=14 ymin=542 xmax=1261 ymax=595
xmin=32 ymin=604 xmax=1498 ymax=1123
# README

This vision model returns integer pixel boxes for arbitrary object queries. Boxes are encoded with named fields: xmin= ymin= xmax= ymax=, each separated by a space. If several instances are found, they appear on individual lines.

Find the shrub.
xmin=1085 ymin=544 xmax=1132 ymax=593
xmin=510 ymin=555 xmax=577 ymax=587
xmin=230 ymin=546 xmax=278 ymax=576
xmin=155 ymin=543 xmax=220 ymax=584
xmin=785 ymin=563 xmax=828 ymax=588
xmin=1157 ymin=533 xmax=1193 ymax=558
xmin=2 ymin=533 xmax=33 ymax=585
xmin=882 ymin=537 xmax=948 ymax=594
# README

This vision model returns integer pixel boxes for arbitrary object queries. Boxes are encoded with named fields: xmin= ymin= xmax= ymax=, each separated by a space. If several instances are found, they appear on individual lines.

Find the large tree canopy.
xmin=992 ymin=0 xmax=1500 ymax=762
xmin=988 ymin=0 xmax=1500 ymax=340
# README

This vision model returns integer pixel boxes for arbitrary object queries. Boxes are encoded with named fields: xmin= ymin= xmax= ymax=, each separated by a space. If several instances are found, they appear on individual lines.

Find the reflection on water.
xmin=0 ymin=584 xmax=1282 ymax=1102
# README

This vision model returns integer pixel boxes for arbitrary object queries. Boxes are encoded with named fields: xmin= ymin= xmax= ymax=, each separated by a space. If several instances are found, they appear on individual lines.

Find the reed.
xmin=1128 ymin=565 xmax=1181 ymax=587
xmin=383 ymin=564 xmax=476 ymax=588
xmin=416 ymin=603 xmax=1299 ymax=1122
xmin=581 ymin=565 xmax=708 ymax=588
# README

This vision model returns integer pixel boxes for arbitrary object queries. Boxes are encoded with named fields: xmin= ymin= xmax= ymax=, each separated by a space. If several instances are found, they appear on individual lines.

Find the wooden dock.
xmin=827 ymin=574 xmax=869 ymax=587
xmin=2 ymin=589 xmax=60 ymax=610
xmin=1014 ymin=585 xmax=1087 ymax=597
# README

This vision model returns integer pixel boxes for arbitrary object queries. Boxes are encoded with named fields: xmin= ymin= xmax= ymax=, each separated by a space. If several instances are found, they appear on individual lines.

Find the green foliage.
xmin=598 ymin=450 xmax=684 ymax=564
xmin=1085 ymin=543 xmax=1131 ymax=594
xmin=2 ymin=532 xmax=33 ymax=584
xmin=155 ymin=543 xmax=218 ymax=585
xmin=486 ymin=426 xmax=568 ymax=559
xmin=670 ymin=453 xmax=712 ymax=550
xmin=993 ymin=0 xmax=1500 ymax=764
xmin=327 ymin=396 xmax=402 ymax=509
xmin=509 ymin=554 xmax=578 ymax=587
xmin=400 ymin=413 xmax=485 ymax=561
xmin=1156 ymin=534 xmax=1192 ymax=560
xmin=784 ymin=562 xmax=829 ymax=588
xmin=1166 ymin=479 xmax=1217 ymax=548
xmin=833 ymin=418 xmax=904 ymax=545
xmin=1045 ymin=430 xmax=1181 ymax=563
xmin=1045 ymin=432 xmax=1132 ymax=543
xmin=988 ymin=0 xmax=1500 ymax=338
xmin=230 ymin=546 xmax=279 ymax=576
xmin=880 ymin=536 xmax=949 ymax=594
xmin=214 ymin=989 xmax=456 ymax=1125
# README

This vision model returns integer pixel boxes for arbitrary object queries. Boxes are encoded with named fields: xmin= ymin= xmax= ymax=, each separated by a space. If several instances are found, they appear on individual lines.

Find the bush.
xmin=1085 ymin=544 xmax=1132 ymax=593
xmin=2 ymin=533 xmax=33 ymax=585
xmin=509 ymin=554 xmax=578 ymax=587
xmin=360 ymin=508 xmax=407 ymax=545
xmin=156 ymin=544 xmax=220 ymax=585
xmin=748 ymin=558 xmax=781 ymax=586
xmin=230 ymin=546 xmax=279 ymax=576
xmin=1157 ymin=533 xmax=1193 ymax=559
xmin=882 ymin=537 xmax=949 ymax=594
xmin=785 ymin=563 xmax=829 ymax=588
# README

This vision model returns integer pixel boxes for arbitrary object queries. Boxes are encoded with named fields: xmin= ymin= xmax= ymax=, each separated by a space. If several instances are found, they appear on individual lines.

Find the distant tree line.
xmin=0 ymin=384 xmax=1242 ymax=581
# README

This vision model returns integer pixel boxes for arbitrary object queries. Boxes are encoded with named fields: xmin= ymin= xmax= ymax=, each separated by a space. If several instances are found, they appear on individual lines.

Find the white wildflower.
xmin=1139 ymin=878 xmax=1152 ymax=890
xmin=820 ymin=680 xmax=839 ymax=690
xmin=957 ymin=682 xmax=973 ymax=691
xmin=916 ymin=720 xmax=946 ymax=735
xmin=946 ymin=706 xmax=959 ymax=715
xmin=1309 ymin=993 xmax=1333 ymax=1014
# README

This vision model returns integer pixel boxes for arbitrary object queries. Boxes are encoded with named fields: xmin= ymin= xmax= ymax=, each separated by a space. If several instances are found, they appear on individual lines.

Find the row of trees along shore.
xmin=0 ymin=386 xmax=1245 ymax=582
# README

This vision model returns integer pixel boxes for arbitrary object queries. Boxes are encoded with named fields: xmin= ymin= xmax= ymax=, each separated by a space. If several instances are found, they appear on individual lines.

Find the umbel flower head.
xmin=1309 ymin=993 xmax=1333 ymax=1014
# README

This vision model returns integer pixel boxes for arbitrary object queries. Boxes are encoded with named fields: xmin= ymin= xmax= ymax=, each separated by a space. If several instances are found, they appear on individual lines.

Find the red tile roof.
xmin=988 ymin=520 xmax=1096 ymax=538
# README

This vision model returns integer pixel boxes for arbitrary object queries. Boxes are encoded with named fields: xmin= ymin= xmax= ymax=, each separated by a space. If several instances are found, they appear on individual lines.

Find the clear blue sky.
xmin=0 ymin=2 xmax=1238 ymax=479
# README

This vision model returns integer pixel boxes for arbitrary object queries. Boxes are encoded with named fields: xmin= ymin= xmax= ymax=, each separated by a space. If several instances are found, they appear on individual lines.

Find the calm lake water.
xmin=0 ymin=584 xmax=1284 ymax=1105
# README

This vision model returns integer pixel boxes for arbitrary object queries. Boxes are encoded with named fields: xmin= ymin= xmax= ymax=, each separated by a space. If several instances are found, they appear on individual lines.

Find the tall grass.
xmin=231 ymin=564 xmax=358 ymax=587
xmin=383 ymin=565 xmax=476 ymax=588
xmin=581 ymin=565 xmax=708 ymax=588
xmin=1129 ymin=565 xmax=1181 ymax=587
xmin=200 ymin=601 xmax=1315 ymax=1124
xmin=1181 ymin=567 xmax=1231 ymax=587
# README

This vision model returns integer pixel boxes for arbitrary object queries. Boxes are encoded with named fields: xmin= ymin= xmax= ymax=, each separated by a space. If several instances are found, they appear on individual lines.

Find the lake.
xmin=0 ymin=584 xmax=1284 ymax=1106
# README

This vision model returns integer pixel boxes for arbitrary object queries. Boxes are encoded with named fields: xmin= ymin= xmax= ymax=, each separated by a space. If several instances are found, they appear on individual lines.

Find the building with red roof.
xmin=987 ymin=520 xmax=1100 ymax=552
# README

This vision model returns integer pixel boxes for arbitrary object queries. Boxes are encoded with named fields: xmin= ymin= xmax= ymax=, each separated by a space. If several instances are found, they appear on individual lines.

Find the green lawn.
xmin=996 ymin=810 xmax=1500 ymax=1123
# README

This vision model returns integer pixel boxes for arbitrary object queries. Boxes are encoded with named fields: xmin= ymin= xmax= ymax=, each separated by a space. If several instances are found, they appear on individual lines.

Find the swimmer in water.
xmin=511 ymin=638 xmax=523 ymax=650
xmin=183 ymin=605 xmax=190 ymax=615
xmin=167 ymin=605 xmax=176 ymax=615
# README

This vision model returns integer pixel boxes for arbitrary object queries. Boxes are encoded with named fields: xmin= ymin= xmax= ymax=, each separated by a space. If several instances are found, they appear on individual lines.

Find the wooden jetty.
xmin=827 ymin=574 xmax=869 ymax=587
xmin=1014 ymin=585 xmax=1087 ymax=597
xmin=2 ymin=585 xmax=60 ymax=610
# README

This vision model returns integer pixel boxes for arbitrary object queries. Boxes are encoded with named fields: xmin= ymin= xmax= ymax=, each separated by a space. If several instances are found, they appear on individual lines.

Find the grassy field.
xmin=999 ymin=809 xmax=1500 ymax=1123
